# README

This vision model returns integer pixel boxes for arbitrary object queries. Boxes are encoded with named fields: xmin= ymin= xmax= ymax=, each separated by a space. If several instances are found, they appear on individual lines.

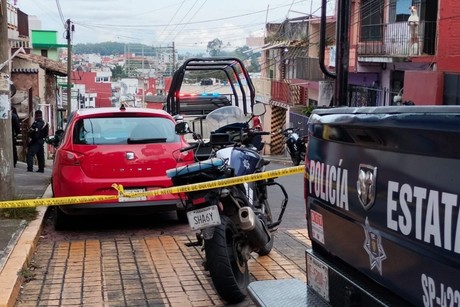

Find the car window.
xmin=73 ymin=116 xmax=179 ymax=145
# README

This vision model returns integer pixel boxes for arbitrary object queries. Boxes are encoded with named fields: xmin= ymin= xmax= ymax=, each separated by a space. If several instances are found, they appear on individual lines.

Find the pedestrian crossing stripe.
xmin=0 ymin=166 xmax=305 ymax=209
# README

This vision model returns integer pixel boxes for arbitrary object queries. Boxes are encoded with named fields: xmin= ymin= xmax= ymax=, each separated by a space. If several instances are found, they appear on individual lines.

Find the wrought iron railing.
xmin=358 ymin=21 xmax=436 ymax=56
xmin=348 ymin=85 xmax=400 ymax=106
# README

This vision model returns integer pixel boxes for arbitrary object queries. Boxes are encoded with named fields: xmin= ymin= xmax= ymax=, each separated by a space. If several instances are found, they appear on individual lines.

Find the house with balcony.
xmin=257 ymin=16 xmax=336 ymax=154
xmin=351 ymin=0 xmax=460 ymax=105
xmin=7 ymin=1 xmax=67 ymax=160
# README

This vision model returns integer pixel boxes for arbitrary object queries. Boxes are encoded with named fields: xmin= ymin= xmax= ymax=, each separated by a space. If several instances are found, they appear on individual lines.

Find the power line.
xmin=55 ymin=0 xmax=66 ymax=26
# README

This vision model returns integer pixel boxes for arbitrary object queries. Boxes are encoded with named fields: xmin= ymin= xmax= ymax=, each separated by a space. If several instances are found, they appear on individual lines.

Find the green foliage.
xmin=0 ymin=193 xmax=38 ymax=220
xmin=207 ymin=38 xmax=223 ymax=57
xmin=0 ymin=207 xmax=37 ymax=221
xmin=111 ymin=64 xmax=128 ymax=80
xmin=303 ymin=104 xmax=316 ymax=117
xmin=18 ymin=267 xmax=36 ymax=283
xmin=73 ymin=42 xmax=161 ymax=56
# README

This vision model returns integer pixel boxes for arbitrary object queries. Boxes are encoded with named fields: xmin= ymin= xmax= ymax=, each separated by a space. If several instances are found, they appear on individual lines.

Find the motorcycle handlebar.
xmin=250 ymin=131 xmax=270 ymax=136
xmin=180 ymin=143 xmax=199 ymax=152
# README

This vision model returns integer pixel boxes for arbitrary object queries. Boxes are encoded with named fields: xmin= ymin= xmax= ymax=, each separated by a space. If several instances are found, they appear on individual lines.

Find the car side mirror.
xmin=175 ymin=122 xmax=190 ymax=135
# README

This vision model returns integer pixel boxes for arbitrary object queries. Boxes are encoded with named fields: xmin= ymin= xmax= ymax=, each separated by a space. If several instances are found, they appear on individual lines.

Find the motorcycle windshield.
xmin=206 ymin=106 xmax=249 ymax=133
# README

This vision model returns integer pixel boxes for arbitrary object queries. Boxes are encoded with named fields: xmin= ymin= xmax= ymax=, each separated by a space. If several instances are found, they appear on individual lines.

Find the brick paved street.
xmin=15 ymin=229 xmax=310 ymax=306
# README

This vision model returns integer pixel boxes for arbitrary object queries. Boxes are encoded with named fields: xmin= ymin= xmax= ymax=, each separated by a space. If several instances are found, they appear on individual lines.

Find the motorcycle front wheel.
xmin=205 ymin=215 xmax=249 ymax=304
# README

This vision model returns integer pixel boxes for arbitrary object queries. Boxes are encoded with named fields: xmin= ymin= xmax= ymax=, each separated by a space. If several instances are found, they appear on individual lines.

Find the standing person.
xmin=11 ymin=107 xmax=21 ymax=167
xmin=27 ymin=110 xmax=48 ymax=173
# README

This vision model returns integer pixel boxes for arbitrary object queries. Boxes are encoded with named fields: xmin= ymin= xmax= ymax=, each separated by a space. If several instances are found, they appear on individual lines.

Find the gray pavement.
xmin=0 ymin=161 xmax=51 ymax=271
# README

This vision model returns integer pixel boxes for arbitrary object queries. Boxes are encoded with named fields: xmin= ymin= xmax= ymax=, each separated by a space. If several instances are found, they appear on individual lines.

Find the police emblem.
xmin=362 ymin=217 xmax=386 ymax=275
xmin=357 ymin=164 xmax=377 ymax=210
xmin=243 ymin=159 xmax=250 ymax=169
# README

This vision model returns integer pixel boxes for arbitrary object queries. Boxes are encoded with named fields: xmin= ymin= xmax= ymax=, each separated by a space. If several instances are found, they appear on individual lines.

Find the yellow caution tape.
xmin=0 ymin=195 xmax=118 ymax=209
xmin=0 ymin=166 xmax=304 ymax=209
xmin=114 ymin=165 xmax=304 ymax=198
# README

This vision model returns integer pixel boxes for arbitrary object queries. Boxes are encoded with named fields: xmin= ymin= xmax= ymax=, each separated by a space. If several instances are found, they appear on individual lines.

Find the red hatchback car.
xmin=51 ymin=106 xmax=194 ymax=230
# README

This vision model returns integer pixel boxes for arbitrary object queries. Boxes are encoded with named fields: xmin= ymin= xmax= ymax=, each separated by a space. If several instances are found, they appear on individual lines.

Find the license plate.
xmin=187 ymin=205 xmax=221 ymax=230
xmin=118 ymin=188 xmax=147 ymax=202
xmin=307 ymin=254 xmax=329 ymax=302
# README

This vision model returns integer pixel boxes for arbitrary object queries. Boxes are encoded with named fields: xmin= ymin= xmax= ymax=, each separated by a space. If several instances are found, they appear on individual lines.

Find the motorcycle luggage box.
xmin=306 ymin=106 xmax=460 ymax=306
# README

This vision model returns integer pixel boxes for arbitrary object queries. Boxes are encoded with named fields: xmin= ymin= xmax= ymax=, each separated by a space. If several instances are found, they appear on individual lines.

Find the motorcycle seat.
xmin=166 ymin=158 xmax=225 ymax=178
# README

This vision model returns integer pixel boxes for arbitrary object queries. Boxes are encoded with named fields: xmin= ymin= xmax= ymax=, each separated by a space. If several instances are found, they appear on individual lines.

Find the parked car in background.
xmin=51 ymin=106 xmax=194 ymax=230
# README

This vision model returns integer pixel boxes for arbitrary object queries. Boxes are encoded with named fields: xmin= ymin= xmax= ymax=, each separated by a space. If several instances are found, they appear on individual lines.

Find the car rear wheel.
xmin=54 ymin=207 xmax=70 ymax=231
xmin=176 ymin=209 xmax=188 ymax=224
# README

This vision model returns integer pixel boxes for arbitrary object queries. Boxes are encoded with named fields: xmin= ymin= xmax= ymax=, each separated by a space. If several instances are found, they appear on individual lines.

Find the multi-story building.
xmin=72 ymin=70 xmax=112 ymax=109
xmin=259 ymin=0 xmax=460 ymax=154
xmin=351 ymin=0 xmax=460 ymax=106
xmin=7 ymin=0 xmax=67 ymax=159
xmin=257 ymin=15 xmax=336 ymax=154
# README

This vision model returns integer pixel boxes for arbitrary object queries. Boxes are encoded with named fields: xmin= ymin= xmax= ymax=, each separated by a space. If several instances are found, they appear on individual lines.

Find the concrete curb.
xmin=0 ymin=185 xmax=51 ymax=307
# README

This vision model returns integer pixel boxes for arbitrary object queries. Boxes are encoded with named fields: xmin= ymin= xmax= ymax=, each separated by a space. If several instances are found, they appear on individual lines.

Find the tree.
xmin=111 ymin=64 xmax=127 ymax=80
xmin=207 ymin=38 xmax=223 ymax=57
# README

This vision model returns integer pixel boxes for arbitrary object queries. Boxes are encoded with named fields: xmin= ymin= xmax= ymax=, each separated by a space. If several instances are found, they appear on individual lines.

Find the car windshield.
xmin=73 ymin=116 xmax=179 ymax=145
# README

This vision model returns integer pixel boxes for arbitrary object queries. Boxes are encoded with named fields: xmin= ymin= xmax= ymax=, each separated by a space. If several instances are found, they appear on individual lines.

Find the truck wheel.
xmin=54 ymin=206 xmax=70 ymax=231
xmin=205 ymin=215 xmax=248 ymax=304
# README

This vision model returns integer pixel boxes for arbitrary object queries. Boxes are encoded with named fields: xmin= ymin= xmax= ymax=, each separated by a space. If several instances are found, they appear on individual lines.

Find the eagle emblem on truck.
xmin=357 ymin=164 xmax=377 ymax=210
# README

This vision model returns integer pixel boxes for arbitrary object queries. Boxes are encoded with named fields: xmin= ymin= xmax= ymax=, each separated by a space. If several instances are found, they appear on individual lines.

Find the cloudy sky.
xmin=15 ymin=0 xmax=334 ymax=53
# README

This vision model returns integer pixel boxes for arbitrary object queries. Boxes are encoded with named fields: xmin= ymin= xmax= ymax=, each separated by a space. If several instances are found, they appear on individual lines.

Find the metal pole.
xmin=66 ymin=19 xmax=72 ymax=116
xmin=334 ymin=0 xmax=351 ymax=106
xmin=0 ymin=0 xmax=14 ymax=200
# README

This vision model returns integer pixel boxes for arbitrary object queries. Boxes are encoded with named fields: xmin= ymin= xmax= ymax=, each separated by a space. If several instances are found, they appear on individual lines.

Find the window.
xmin=360 ymin=0 xmax=384 ymax=41
xmin=390 ymin=0 xmax=412 ymax=23
xmin=73 ymin=116 xmax=179 ymax=145
xmin=96 ymin=77 xmax=109 ymax=83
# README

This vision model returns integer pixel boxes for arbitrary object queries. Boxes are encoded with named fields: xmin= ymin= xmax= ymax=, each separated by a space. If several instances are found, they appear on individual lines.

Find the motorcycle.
xmin=281 ymin=123 xmax=307 ymax=166
xmin=166 ymin=103 xmax=288 ymax=304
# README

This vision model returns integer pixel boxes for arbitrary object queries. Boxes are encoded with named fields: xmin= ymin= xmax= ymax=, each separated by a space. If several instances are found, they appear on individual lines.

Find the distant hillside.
xmin=73 ymin=42 xmax=155 ymax=56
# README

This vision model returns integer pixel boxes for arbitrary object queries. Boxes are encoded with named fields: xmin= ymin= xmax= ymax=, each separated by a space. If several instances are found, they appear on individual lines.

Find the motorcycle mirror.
xmin=46 ymin=129 xmax=65 ymax=148
xmin=252 ymin=103 xmax=266 ymax=116
xmin=175 ymin=122 xmax=190 ymax=135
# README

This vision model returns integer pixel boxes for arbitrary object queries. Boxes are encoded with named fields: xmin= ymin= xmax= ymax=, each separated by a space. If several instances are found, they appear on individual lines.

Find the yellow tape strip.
xmin=113 ymin=165 xmax=304 ymax=198
xmin=0 ymin=195 xmax=118 ymax=209
xmin=0 ymin=166 xmax=304 ymax=209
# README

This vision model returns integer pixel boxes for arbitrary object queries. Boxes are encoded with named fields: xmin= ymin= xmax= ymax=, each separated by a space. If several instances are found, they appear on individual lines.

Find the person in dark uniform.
xmin=11 ymin=107 xmax=21 ymax=168
xmin=27 ymin=110 xmax=48 ymax=173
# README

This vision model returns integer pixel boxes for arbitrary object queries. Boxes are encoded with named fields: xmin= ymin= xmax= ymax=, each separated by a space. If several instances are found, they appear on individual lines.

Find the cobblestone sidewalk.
xmin=16 ymin=230 xmax=310 ymax=306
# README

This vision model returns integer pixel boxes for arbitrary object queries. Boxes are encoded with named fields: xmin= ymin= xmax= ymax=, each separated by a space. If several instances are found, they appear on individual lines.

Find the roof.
xmin=15 ymin=53 xmax=67 ymax=76
xmin=73 ymin=107 xmax=173 ymax=118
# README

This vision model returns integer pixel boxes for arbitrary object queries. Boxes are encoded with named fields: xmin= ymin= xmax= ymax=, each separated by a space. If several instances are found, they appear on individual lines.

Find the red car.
xmin=51 ymin=106 xmax=194 ymax=230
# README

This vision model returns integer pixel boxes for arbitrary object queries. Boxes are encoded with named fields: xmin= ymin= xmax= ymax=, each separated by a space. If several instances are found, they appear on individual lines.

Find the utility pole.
xmin=66 ymin=19 xmax=73 ymax=116
xmin=0 ymin=0 xmax=14 ymax=200
xmin=172 ymin=42 xmax=176 ymax=74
